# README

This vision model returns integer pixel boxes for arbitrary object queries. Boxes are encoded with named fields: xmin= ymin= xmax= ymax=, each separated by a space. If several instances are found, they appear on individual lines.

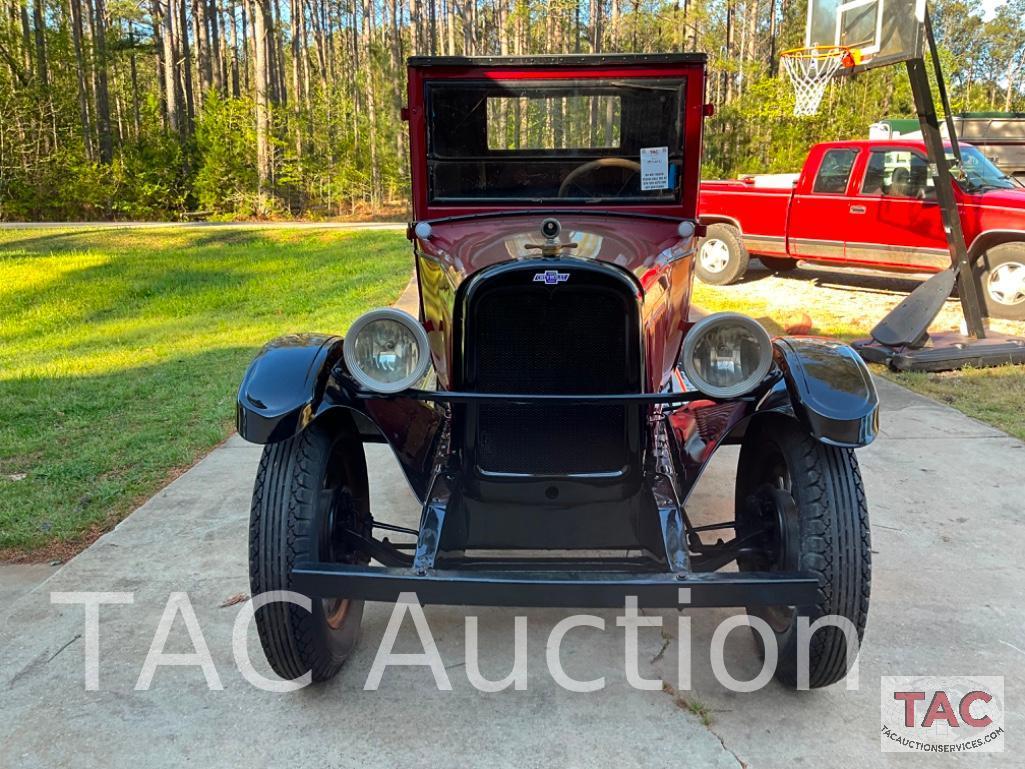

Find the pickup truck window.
xmin=812 ymin=149 xmax=858 ymax=194
xmin=861 ymin=149 xmax=935 ymax=199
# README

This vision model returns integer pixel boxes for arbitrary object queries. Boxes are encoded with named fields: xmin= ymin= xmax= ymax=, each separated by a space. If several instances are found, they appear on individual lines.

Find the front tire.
xmin=735 ymin=417 xmax=871 ymax=689
xmin=976 ymin=244 xmax=1025 ymax=320
xmin=249 ymin=416 xmax=371 ymax=683
xmin=696 ymin=224 xmax=749 ymax=285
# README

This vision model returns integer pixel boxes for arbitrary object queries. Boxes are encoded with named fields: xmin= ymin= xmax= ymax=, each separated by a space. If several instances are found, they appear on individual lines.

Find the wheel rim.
xmin=740 ymin=446 xmax=798 ymax=634
xmin=319 ymin=441 xmax=363 ymax=629
xmin=758 ymin=488 xmax=799 ymax=634
xmin=699 ymin=239 xmax=731 ymax=273
xmin=987 ymin=261 xmax=1025 ymax=306
xmin=325 ymin=597 xmax=352 ymax=630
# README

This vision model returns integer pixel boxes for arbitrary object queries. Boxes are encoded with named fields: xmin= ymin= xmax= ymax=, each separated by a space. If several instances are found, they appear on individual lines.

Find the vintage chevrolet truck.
xmin=237 ymin=54 xmax=879 ymax=690
xmin=697 ymin=140 xmax=1025 ymax=320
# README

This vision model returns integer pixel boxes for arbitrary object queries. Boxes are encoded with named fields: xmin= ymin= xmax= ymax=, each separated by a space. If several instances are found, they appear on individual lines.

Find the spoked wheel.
xmin=249 ymin=416 xmax=371 ymax=683
xmin=735 ymin=416 xmax=871 ymax=689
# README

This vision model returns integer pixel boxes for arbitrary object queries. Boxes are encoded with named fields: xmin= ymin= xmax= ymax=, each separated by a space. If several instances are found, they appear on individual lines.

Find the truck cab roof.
xmin=808 ymin=139 xmax=972 ymax=152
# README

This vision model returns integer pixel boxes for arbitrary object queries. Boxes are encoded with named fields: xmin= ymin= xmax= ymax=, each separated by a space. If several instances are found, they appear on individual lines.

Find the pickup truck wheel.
xmin=249 ymin=417 xmax=371 ymax=683
xmin=757 ymin=255 xmax=798 ymax=273
xmin=734 ymin=417 xmax=871 ymax=689
xmin=977 ymin=244 xmax=1025 ymax=321
xmin=697 ymin=224 xmax=749 ymax=285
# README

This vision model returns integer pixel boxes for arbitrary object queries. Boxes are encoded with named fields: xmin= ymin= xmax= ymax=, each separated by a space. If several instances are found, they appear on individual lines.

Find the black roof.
xmin=407 ymin=53 xmax=707 ymax=68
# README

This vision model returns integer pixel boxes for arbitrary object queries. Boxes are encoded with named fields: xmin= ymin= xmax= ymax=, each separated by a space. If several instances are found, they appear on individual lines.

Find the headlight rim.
xmin=343 ymin=307 xmax=431 ymax=394
xmin=681 ymin=311 xmax=774 ymax=399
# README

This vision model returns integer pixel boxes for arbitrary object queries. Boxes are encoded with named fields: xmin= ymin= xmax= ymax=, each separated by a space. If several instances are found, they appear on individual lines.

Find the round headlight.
xmin=681 ymin=312 xmax=773 ymax=398
xmin=343 ymin=308 xmax=431 ymax=393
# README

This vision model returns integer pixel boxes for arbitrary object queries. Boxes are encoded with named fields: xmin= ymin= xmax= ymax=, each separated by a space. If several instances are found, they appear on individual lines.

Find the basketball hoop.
xmin=780 ymin=46 xmax=857 ymax=116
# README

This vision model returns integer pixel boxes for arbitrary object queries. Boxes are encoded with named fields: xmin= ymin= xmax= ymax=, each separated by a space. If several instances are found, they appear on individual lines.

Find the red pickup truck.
xmin=697 ymin=140 xmax=1025 ymax=319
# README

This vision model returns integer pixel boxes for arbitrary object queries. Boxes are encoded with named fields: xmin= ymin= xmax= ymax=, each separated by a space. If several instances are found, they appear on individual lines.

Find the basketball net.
xmin=781 ymin=46 xmax=854 ymax=116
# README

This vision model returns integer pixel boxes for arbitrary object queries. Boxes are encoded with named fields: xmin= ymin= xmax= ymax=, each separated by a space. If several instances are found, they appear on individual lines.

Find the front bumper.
xmin=292 ymin=562 xmax=818 ymax=608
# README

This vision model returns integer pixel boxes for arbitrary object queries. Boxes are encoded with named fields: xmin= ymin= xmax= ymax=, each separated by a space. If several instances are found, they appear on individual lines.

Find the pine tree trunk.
xmin=19 ymin=1 xmax=34 ymax=79
xmin=305 ymin=0 xmax=327 ymax=90
xmin=69 ymin=0 xmax=95 ymax=157
xmin=158 ymin=0 xmax=182 ymax=137
xmin=174 ymin=0 xmax=195 ymax=126
xmin=241 ymin=0 xmax=251 ymax=93
xmin=1004 ymin=59 xmax=1021 ymax=112
xmin=194 ymin=0 xmax=212 ymax=101
xmin=428 ymin=0 xmax=437 ymax=55
xmin=31 ymin=0 xmax=47 ymax=87
xmin=252 ymin=0 xmax=273 ymax=192
xmin=290 ymin=0 xmax=303 ymax=158
xmin=227 ymin=0 xmax=241 ymax=96
xmin=89 ymin=0 xmax=113 ymax=161
xmin=129 ymin=40 xmax=142 ymax=136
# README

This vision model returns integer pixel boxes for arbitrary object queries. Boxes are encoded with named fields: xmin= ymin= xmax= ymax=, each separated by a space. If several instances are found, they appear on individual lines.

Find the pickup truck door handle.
xmin=849 ymin=204 xmax=867 ymax=214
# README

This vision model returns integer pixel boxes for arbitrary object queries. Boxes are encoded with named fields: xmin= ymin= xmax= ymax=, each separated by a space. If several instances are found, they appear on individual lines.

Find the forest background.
xmin=1 ymin=0 xmax=1023 ymax=219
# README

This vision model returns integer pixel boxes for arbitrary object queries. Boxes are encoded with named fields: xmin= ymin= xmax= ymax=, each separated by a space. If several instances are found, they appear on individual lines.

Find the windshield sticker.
xmin=640 ymin=146 xmax=669 ymax=190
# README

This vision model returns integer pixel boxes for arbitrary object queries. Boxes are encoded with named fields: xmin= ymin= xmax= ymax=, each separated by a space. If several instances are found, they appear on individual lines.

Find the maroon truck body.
xmin=698 ymin=140 xmax=1025 ymax=319
xmin=235 ymin=55 xmax=881 ymax=691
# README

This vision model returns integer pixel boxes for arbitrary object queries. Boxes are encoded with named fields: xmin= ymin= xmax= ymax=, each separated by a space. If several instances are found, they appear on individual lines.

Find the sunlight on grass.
xmin=0 ymin=227 xmax=411 ymax=554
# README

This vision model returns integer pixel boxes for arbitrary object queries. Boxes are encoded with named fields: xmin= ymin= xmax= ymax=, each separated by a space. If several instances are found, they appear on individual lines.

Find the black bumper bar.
xmin=292 ymin=563 xmax=818 ymax=609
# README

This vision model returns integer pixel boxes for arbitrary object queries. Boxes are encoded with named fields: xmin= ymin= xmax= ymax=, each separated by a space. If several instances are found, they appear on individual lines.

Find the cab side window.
xmin=861 ymin=149 xmax=935 ymax=199
xmin=813 ymin=149 xmax=858 ymax=194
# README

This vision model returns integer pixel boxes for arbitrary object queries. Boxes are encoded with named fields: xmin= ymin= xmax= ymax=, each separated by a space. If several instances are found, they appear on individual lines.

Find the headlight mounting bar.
xmin=353 ymin=388 xmax=766 ymax=406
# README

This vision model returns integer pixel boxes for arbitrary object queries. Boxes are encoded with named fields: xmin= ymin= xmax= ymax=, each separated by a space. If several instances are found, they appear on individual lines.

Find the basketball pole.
xmin=905 ymin=12 xmax=988 ymax=339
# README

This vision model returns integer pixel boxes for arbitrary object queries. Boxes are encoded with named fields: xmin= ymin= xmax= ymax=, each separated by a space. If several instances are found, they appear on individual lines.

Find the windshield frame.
xmin=406 ymin=55 xmax=707 ymax=222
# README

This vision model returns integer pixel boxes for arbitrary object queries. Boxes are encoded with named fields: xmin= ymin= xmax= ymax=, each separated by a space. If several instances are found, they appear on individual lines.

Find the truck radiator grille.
xmin=464 ymin=268 xmax=640 ymax=475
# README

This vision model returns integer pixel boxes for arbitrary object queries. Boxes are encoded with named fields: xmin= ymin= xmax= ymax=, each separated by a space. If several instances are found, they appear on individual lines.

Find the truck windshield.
xmin=950 ymin=147 xmax=1018 ymax=192
xmin=425 ymin=78 xmax=685 ymax=205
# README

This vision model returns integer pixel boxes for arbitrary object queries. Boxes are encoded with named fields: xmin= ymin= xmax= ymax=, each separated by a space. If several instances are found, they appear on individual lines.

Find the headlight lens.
xmin=681 ymin=312 xmax=773 ymax=398
xmin=343 ymin=308 xmax=431 ymax=393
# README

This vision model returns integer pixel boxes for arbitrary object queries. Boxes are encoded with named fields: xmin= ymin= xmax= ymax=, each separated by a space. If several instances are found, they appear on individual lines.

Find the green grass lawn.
xmin=0 ymin=227 xmax=411 ymax=556
xmin=4 ymin=230 xmax=1021 ymax=559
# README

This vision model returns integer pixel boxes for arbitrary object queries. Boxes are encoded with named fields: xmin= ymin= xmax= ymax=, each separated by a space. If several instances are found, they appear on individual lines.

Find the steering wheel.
xmin=558 ymin=158 xmax=642 ymax=197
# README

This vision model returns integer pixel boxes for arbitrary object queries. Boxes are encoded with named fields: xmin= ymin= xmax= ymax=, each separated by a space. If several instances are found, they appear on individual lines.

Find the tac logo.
xmin=533 ymin=270 xmax=569 ymax=285
xmin=880 ymin=676 xmax=1004 ymax=753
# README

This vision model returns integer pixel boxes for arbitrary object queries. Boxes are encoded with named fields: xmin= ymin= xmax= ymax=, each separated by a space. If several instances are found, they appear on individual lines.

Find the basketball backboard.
xmin=806 ymin=0 xmax=926 ymax=71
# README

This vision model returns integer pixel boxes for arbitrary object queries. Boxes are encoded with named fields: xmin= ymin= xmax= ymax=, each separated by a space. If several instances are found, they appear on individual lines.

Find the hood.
xmin=960 ymin=186 xmax=1025 ymax=210
xmin=414 ymin=212 xmax=695 ymax=290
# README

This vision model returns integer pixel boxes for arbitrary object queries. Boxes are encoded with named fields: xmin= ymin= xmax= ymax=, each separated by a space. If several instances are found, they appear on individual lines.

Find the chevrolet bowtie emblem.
xmin=533 ymin=270 xmax=570 ymax=285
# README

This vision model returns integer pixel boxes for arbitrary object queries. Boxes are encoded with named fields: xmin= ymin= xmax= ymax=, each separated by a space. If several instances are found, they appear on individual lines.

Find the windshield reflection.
xmin=948 ymin=147 xmax=1019 ymax=192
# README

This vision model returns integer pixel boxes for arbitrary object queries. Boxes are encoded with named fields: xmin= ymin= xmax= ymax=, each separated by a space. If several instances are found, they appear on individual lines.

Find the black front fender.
xmin=237 ymin=334 xmax=445 ymax=502
xmin=237 ymin=333 xmax=345 ymax=444
xmin=764 ymin=337 xmax=879 ymax=448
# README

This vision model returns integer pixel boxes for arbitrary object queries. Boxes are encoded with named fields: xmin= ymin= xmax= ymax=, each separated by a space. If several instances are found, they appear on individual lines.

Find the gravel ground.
xmin=694 ymin=259 xmax=1025 ymax=339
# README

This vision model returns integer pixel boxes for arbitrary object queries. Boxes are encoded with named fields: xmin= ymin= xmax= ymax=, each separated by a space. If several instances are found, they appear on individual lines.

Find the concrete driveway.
xmin=1 ymin=378 xmax=1022 ymax=768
